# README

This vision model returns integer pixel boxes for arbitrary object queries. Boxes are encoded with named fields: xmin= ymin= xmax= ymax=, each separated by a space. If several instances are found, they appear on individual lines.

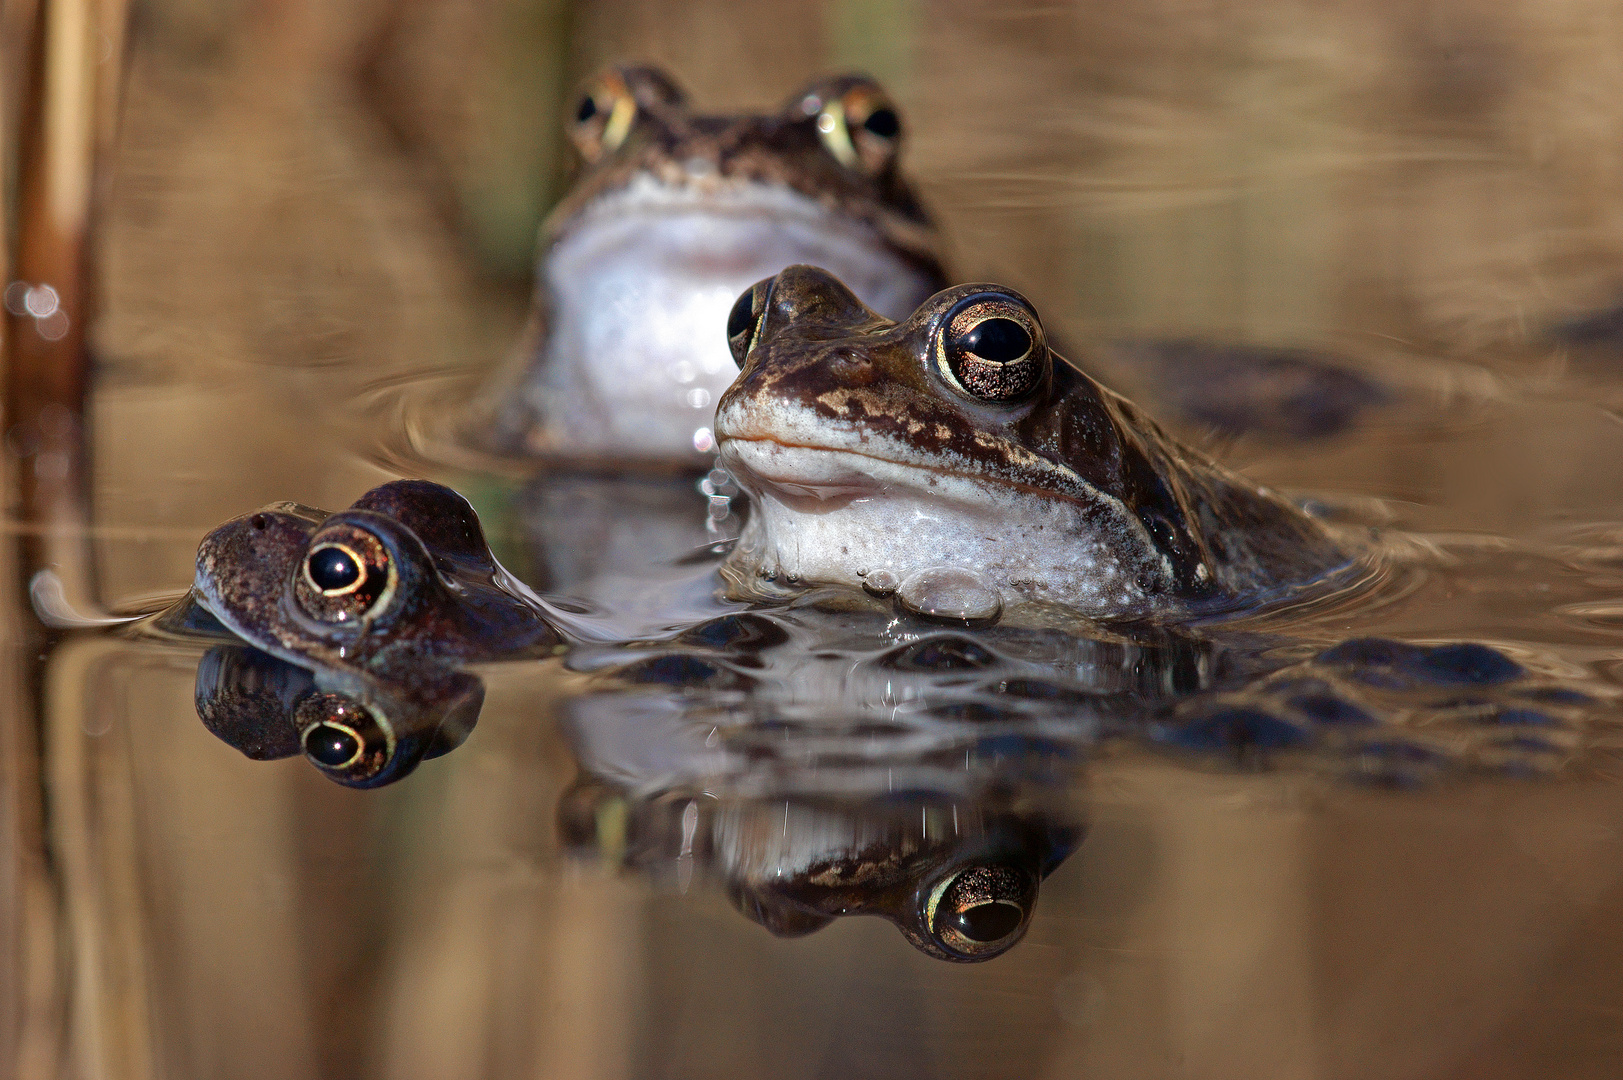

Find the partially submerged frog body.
xmin=188 ymin=479 xmax=562 ymax=677
xmin=715 ymin=266 xmax=1353 ymax=617
xmin=482 ymin=65 xmax=946 ymax=461
xmin=195 ymin=642 xmax=484 ymax=788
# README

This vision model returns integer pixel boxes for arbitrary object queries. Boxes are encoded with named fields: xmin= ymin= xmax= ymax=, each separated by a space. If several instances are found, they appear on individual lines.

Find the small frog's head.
xmin=192 ymin=480 xmax=558 ymax=673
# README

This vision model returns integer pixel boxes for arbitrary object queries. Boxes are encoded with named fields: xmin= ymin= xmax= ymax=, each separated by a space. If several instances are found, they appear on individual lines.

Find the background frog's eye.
xmin=924 ymin=864 xmax=1036 ymax=960
xmin=727 ymin=277 xmax=775 ymax=369
xmin=295 ymin=693 xmax=393 ymax=784
xmin=817 ymin=82 xmax=904 ymax=175
xmin=294 ymin=524 xmax=397 ymax=624
xmin=569 ymin=72 xmax=637 ymax=162
xmin=936 ymin=296 xmax=1047 ymax=403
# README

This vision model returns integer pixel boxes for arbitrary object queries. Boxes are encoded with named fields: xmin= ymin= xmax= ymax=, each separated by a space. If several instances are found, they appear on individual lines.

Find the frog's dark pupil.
xmin=305 ymin=723 xmax=359 ymax=768
xmin=951 ymin=901 xmax=1023 ymax=942
xmin=862 ymin=107 xmax=900 ymax=139
xmin=726 ymin=288 xmax=756 ymax=343
xmin=309 ymin=546 xmax=361 ymax=592
xmin=961 ymin=318 xmax=1030 ymax=363
xmin=576 ymin=95 xmax=597 ymax=124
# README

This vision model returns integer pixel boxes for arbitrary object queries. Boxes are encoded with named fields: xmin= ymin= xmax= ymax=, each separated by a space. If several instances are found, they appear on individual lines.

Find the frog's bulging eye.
xmin=295 ymin=525 xmax=397 ymax=625
xmin=569 ymin=72 xmax=637 ymax=162
xmin=817 ymin=81 xmax=903 ymax=176
xmin=295 ymin=693 xmax=393 ymax=784
xmin=924 ymin=864 xmax=1036 ymax=960
xmin=727 ymin=276 xmax=775 ymax=369
xmin=936 ymin=294 xmax=1047 ymax=403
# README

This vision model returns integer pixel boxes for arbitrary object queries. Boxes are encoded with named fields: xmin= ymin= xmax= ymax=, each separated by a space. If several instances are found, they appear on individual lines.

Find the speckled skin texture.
xmin=485 ymin=66 xmax=947 ymax=460
xmin=186 ymin=480 xmax=557 ymax=786
xmin=716 ymin=267 xmax=1351 ymax=615
xmin=192 ymin=480 xmax=561 ymax=676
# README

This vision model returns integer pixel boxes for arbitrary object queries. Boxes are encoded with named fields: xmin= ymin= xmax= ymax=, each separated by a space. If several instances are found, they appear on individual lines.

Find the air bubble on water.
xmin=686 ymin=387 xmax=712 ymax=409
xmin=692 ymin=427 xmax=715 ymax=452
xmin=863 ymin=569 xmax=900 ymax=597
xmin=896 ymin=567 xmax=1003 ymax=624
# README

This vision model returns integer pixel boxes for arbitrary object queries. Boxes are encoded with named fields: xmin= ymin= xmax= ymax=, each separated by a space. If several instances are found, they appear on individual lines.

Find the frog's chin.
xmin=718 ymin=437 xmax=1154 ymax=612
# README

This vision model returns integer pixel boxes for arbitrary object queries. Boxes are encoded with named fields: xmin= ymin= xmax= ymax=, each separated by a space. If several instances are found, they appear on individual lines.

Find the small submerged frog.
xmin=175 ymin=480 xmax=560 ymax=784
xmin=188 ymin=480 xmax=561 ymax=672
xmin=480 ymin=65 xmax=946 ymax=461
xmin=716 ymin=266 xmax=1353 ymax=616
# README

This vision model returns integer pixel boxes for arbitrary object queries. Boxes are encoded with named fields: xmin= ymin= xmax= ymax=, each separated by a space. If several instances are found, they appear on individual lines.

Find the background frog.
xmin=477 ymin=65 xmax=946 ymax=463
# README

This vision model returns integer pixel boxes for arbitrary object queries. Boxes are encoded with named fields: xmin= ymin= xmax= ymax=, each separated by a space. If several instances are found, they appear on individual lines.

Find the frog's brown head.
xmin=512 ymin=66 xmax=947 ymax=458
xmin=192 ymin=481 xmax=560 ymax=677
xmin=715 ymin=267 xmax=1348 ymax=614
xmin=552 ymin=66 xmax=937 ymax=269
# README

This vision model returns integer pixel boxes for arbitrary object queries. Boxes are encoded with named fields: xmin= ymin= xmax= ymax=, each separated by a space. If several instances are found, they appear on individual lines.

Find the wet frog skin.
xmin=189 ymin=479 xmax=561 ymax=676
xmin=483 ymin=65 xmax=946 ymax=461
xmin=715 ymin=266 xmax=1353 ymax=616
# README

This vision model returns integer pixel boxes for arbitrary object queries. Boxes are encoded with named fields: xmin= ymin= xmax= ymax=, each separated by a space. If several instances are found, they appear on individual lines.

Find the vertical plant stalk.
xmin=1 ymin=0 xmax=128 ymax=1076
xmin=7 ymin=0 xmax=127 ymax=616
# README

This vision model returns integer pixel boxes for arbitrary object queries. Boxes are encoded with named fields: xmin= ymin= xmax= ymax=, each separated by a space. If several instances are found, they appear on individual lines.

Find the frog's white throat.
xmin=718 ymin=435 xmax=1167 ymax=614
xmin=533 ymin=175 xmax=936 ymax=457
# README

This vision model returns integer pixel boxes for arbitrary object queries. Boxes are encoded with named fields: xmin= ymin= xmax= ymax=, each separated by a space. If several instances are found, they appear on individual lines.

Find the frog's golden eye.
xmin=817 ymin=82 xmax=903 ymax=176
xmin=924 ymin=864 xmax=1035 ymax=960
xmin=935 ymin=293 xmax=1047 ymax=403
xmin=570 ymin=72 xmax=638 ymax=163
xmin=295 ymin=693 xmax=393 ymax=784
xmin=294 ymin=524 xmax=397 ymax=624
xmin=727 ymin=276 xmax=775 ymax=369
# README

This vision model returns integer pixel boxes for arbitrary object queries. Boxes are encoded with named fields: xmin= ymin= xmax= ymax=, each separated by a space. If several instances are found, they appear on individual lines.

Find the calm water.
xmin=18 ymin=1 xmax=1623 ymax=1078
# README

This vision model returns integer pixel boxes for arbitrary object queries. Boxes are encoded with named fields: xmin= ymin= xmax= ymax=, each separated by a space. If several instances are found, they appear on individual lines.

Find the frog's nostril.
xmin=250 ymin=515 xmax=267 ymax=531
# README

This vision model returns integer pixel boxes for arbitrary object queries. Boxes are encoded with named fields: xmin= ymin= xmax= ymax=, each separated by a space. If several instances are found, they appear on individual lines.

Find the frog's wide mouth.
xmin=715 ymin=409 xmax=1108 ymax=514
xmin=718 ymin=435 xmax=1073 ymax=514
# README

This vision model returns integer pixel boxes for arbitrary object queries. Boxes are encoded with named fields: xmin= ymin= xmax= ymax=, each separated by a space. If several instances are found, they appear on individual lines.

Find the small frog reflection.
xmin=194 ymin=644 xmax=484 ymax=788
xmin=717 ymin=266 xmax=1355 ymax=616
xmin=479 ymin=65 xmax=945 ymax=461
xmin=168 ymin=479 xmax=553 ymax=786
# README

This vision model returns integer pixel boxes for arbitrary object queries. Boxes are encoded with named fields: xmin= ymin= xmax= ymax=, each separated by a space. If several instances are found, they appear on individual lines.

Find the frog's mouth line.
xmin=718 ymin=434 xmax=1105 ymax=514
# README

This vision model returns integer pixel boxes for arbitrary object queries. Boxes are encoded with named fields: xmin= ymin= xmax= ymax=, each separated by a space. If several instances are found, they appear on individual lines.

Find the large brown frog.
xmin=480 ymin=65 xmax=946 ymax=462
xmin=715 ymin=266 xmax=1354 ymax=616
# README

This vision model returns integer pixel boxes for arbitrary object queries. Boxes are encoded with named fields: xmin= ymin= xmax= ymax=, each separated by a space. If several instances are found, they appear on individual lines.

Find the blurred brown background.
xmin=9 ymin=1 xmax=1623 ymax=1078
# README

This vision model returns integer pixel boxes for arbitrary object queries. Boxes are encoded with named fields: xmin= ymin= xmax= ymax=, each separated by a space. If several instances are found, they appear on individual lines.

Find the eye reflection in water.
xmin=194 ymin=644 xmax=484 ymax=788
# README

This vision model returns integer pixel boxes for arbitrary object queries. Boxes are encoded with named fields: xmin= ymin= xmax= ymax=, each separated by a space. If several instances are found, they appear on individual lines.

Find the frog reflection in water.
xmin=557 ymin=607 xmax=1156 ymax=961
xmin=480 ymin=65 xmax=945 ymax=461
xmin=716 ymin=266 xmax=1354 ymax=616
xmin=174 ymin=480 xmax=559 ymax=786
